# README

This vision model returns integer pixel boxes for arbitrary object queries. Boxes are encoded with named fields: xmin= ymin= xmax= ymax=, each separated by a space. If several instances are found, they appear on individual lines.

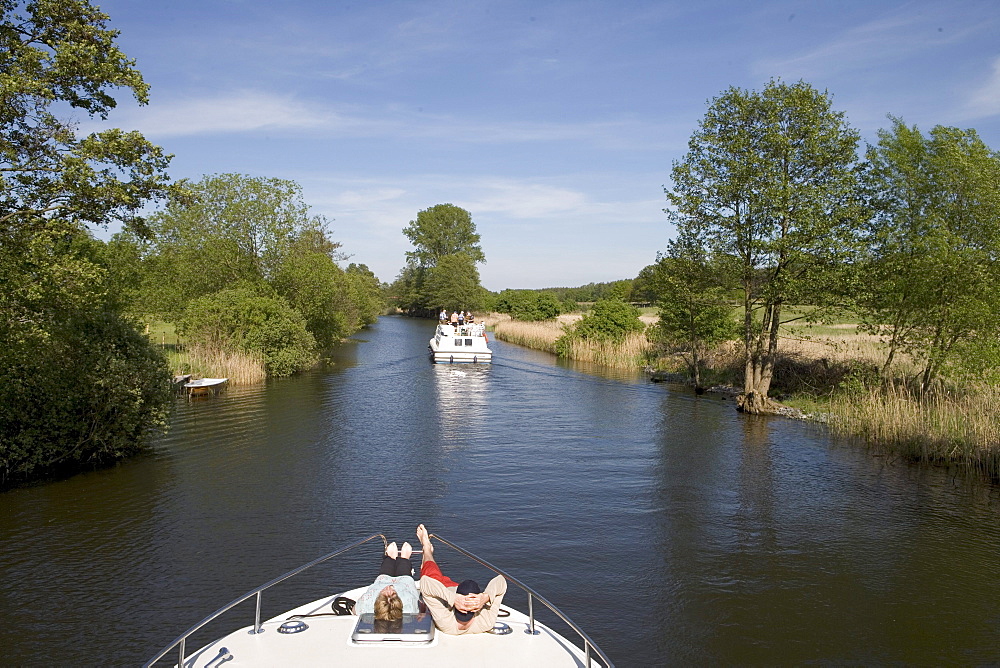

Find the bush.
xmin=273 ymin=252 xmax=353 ymax=349
xmin=346 ymin=263 xmax=386 ymax=327
xmin=492 ymin=289 xmax=562 ymax=321
xmin=180 ymin=287 xmax=317 ymax=377
xmin=555 ymin=298 xmax=644 ymax=356
xmin=572 ymin=298 xmax=644 ymax=340
xmin=0 ymin=310 xmax=172 ymax=486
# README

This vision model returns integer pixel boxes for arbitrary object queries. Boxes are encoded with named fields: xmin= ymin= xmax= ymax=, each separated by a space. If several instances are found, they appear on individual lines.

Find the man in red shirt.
xmin=415 ymin=524 xmax=507 ymax=635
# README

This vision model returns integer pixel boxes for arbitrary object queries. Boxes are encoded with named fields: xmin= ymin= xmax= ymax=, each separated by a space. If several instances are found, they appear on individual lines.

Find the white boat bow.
xmin=144 ymin=533 xmax=612 ymax=668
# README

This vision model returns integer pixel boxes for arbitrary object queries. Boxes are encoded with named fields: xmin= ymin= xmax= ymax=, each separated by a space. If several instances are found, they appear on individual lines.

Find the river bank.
xmin=484 ymin=312 xmax=1000 ymax=483
xmin=483 ymin=312 xmax=657 ymax=366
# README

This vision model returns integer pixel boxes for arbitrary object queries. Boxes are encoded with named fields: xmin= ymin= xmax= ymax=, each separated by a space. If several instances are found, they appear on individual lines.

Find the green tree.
xmin=272 ymin=258 xmax=385 ymax=349
xmin=652 ymin=238 xmax=737 ymax=390
xmin=0 ymin=234 xmax=171 ymax=486
xmin=492 ymin=289 xmax=562 ymax=321
xmin=524 ymin=291 xmax=562 ymax=321
xmin=574 ymin=298 xmax=645 ymax=341
xmin=423 ymin=253 xmax=486 ymax=312
xmin=0 ymin=0 xmax=177 ymax=485
xmin=859 ymin=118 xmax=1000 ymax=389
xmin=345 ymin=263 xmax=385 ymax=327
xmin=631 ymin=264 xmax=660 ymax=304
xmin=606 ymin=279 xmax=633 ymax=302
xmin=398 ymin=203 xmax=487 ymax=314
xmin=403 ymin=203 xmax=485 ymax=267
xmin=143 ymin=173 xmax=334 ymax=316
xmin=0 ymin=0 xmax=177 ymax=233
xmin=387 ymin=263 xmax=427 ymax=314
xmin=542 ymin=281 xmax=632 ymax=304
xmin=131 ymin=173 xmax=381 ymax=358
xmin=272 ymin=251 xmax=352 ymax=349
xmin=666 ymin=80 xmax=863 ymax=413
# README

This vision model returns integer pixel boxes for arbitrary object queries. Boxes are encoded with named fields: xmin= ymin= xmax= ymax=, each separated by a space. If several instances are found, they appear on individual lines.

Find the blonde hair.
xmin=373 ymin=618 xmax=403 ymax=634
xmin=374 ymin=590 xmax=403 ymax=621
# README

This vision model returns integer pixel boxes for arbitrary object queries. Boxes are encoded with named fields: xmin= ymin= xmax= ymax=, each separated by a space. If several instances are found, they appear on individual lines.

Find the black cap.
xmin=454 ymin=579 xmax=482 ymax=622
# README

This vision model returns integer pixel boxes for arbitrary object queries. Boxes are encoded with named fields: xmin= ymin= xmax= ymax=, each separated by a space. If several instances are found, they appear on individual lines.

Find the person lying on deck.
xmin=416 ymin=523 xmax=508 ymax=634
xmin=353 ymin=541 xmax=419 ymax=622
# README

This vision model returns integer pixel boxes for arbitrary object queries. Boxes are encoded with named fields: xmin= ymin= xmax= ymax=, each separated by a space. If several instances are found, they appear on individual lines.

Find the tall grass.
xmin=486 ymin=315 xmax=562 ymax=353
xmin=166 ymin=345 xmax=266 ymax=386
xmin=190 ymin=345 xmax=266 ymax=385
xmin=829 ymin=383 xmax=1000 ymax=480
xmin=778 ymin=332 xmax=888 ymax=366
xmin=146 ymin=319 xmax=266 ymax=385
xmin=485 ymin=314 xmax=654 ymax=368
xmin=557 ymin=331 xmax=653 ymax=368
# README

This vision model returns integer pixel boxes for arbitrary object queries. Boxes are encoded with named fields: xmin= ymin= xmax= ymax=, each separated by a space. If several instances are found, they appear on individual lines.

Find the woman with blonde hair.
xmin=353 ymin=541 xmax=419 ymax=621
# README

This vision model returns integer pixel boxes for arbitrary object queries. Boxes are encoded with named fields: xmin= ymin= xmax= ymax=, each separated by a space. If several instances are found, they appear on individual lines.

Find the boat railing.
xmin=144 ymin=532 xmax=613 ymax=668
xmin=431 ymin=532 xmax=614 ymax=668
xmin=144 ymin=533 xmax=388 ymax=668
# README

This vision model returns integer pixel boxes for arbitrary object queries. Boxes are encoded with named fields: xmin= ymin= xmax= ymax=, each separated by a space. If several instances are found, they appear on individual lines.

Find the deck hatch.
xmin=351 ymin=612 xmax=436 ymax=644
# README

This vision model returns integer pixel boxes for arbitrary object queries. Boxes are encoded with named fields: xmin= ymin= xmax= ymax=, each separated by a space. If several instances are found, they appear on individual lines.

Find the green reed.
xmin=829 ymin=382 xmax=1000 ymax=480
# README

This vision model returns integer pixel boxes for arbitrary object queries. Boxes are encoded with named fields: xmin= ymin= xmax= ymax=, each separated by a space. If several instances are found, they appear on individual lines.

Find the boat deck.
xmin=180 ymin=589 xmax=600 ymax=667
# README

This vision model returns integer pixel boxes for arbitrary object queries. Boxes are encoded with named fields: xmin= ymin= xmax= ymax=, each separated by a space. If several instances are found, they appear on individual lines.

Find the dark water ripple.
xmin=1 ymin=315 xmax=999 ymax=666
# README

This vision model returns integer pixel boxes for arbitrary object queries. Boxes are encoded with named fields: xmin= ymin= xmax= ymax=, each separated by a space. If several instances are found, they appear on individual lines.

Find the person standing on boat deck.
xmin=458 ymin=311 xmax=465 ymax=326
xmin=353 ymin=541 xmax=420 ymax=621
xmin=440 ymin=308 xmax=448 ymax=323
xmin=450 ymin=311 xmax=459 ymax=325
xmin=416 ymin=523 xmax=507 ymax=635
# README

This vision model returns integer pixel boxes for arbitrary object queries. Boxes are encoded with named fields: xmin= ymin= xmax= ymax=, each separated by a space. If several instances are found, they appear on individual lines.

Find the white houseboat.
xmin=429 ymin=322 xmax=493 ymax=364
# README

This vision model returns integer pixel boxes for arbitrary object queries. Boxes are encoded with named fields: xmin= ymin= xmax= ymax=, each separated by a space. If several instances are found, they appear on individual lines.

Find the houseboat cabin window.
xmin=465 ymin=339 xmax=473 ymax=345
xmin=454 ymin=338 xmax=463 ymax=346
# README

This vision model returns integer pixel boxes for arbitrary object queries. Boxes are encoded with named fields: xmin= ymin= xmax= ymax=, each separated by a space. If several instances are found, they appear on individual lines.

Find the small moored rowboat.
xmin=183 ymin=378 xmax=228 ymax=397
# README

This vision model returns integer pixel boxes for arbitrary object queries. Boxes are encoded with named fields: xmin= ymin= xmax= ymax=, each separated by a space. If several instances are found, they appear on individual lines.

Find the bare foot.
xmin=400 ymin=541 xmax=413 ymax=559
xmin=416 ymin=524 xmax=429 ymax=544
xmin=386 ymin=541 xmax=398 ymax=559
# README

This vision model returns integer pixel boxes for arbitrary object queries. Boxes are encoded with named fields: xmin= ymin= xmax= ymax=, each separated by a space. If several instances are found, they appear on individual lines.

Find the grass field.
xmin=145 ymin=320 xmax=181 ymax=346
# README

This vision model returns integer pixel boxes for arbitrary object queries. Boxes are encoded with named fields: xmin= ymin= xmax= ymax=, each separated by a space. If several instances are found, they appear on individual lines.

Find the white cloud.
xmin=462 ymin=181 xmax=589 ymax=219
xmin=753 ymin=9 xmax=975 ymax=81
xmin=963 ymin=55 xmax=1000 ymax=120
xmin=88 ymin=88 xmax=676 ymax=152
xmin=89 ymin=90 xmax=373 ymax=137
xmin=327 ymin=187 xmax=409 ymax=211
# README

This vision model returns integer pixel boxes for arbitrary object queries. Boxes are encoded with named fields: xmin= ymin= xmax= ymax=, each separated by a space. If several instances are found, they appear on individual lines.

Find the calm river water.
xmin=1 ymin=315 xmax=999 ymax=666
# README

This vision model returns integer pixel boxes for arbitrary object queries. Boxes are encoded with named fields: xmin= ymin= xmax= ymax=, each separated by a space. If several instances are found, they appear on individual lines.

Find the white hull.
xmin=430 ymin=349 xmax=493 ymax=364
xmin=429 ymin=323 xmax=492 ymax=364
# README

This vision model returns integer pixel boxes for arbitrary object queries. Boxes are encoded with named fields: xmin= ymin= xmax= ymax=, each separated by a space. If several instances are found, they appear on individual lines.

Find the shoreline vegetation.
xmin=148 ymin=322 xmax=267 ymax=386
xmin=158 ymin=310 xmax=1000 ymax=482
xmin=484 ymin=312 xmax=655 ymax=367
xmin=484 ymin=311 xmax=1000 ymax=483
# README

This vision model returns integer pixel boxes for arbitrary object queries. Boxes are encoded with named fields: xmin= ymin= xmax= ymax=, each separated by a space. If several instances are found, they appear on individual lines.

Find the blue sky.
xmin=89 ymin=0 xmax=1000 ymax=290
